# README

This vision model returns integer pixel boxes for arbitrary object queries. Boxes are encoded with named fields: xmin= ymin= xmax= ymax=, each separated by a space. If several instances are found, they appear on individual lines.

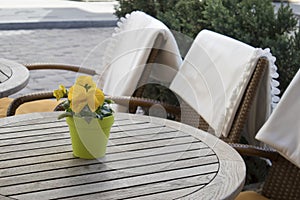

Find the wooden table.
xmin=0 ymin=112 xmax=245 ymax=200
xmin=0 ymin=58 xmax=29 ymax=97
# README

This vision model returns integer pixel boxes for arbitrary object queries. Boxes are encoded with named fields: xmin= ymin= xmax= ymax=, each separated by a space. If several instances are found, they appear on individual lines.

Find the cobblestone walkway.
xmin=0 ymin=27 xmax=114 ymax=97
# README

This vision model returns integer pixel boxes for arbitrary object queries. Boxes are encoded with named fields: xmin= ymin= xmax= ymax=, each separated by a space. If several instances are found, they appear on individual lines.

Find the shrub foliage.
xmin=115 ymin=0 xmax=300 ymax=92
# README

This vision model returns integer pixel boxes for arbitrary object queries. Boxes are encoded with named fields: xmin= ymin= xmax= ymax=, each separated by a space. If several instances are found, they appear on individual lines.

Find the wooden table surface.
xmin=0 ymin=58 xmax=29 ymax=97
xmin=0 ymin=112 xmax=245 ymax=200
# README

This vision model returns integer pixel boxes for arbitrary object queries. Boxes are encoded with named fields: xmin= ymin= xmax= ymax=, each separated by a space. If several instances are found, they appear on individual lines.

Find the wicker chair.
xmin=4 ymin=38 xmax=162 ymax=116
xmin=6 ymin=53 xmax=269 ymax=147
xmin=233 ymin=67 xmax=300 ymax=199
xmin=124 ymin=56 xmax=269 ymax=144
xmin=6 ymin=27 xmax=271 ymax=146
xmin=177 ymin=56 xmax=269 ymax=144
xmin=157 ymin=29 xmax=274 ymax=144
xmin=232 ymin=143 xmax=300 ymax=200
xmin=3 ymin=10 xmax=188 ymax=117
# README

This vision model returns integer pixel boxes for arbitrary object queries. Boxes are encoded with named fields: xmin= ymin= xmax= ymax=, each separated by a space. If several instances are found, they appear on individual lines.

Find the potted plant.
xmin=53 ymin=76 xmax=114 ymax=159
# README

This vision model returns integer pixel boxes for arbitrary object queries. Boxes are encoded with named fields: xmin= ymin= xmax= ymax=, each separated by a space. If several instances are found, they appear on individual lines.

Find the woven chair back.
xmin=176 ymin=57 xmax=268 ymax=143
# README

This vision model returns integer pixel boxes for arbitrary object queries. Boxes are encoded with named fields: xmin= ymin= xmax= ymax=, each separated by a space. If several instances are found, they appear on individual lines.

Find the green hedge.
xmin=115 ymin=0 xmax=300 ymax=93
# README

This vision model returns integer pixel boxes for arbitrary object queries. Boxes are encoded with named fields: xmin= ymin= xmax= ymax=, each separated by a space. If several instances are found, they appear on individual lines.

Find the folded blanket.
xmin=256 ymin=69 xmax=300 ymax=168
xmin=99 ymin=11 xmax=182 ymax=98
xmin=170 ymin=30 xmax=279 ymax=138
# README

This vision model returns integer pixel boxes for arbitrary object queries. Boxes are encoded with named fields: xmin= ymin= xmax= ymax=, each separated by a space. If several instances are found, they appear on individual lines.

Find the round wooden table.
xmin=0 ymin=58 xmax=29 ymax=97
xmin=0 ymin=112 xmax=245 ymax=200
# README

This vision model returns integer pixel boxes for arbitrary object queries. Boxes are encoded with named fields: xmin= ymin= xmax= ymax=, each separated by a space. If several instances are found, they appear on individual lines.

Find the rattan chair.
xmin=124 ymin=56 xmax=269 ymax=144
xmin=3 ymin=11 xmax=185 ymax=117
xmin=162 ymin=29 xmax=276 ymax=143
xmin=232 ymin=143 xmax=300 ymax=200
xmin=6 ymin=28 xmax=272 ymax=146
xmin=5 ymin=40 xmax=161 ymax=116
xmin=114 ymin=55 xmax=266 ymax=144
xmin=6 ymin=48 xmax=269 ymax=146
xmin=177 ymin=56 xmax=269 ymax=143
xmin=234 ymin=67 xmax=300 ymax=199
xmin=72 ymin=56 xmax=269 ymax=144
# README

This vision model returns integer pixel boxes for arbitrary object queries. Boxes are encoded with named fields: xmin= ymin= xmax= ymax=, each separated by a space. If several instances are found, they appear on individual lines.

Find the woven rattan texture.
xmin=177 ymin=57 xmax=268 ymax=143
xmin=6 ymin=43 xmax=161 ymax=117
xmin=6 ymin=63 xmax=97 ymax=116
xmin=231 ymin=143 xmax=300 ymax=200
xmin=262 ymin=156 xmax=300 ymax=200
xmin=221 ymin=57 xmax=268 ymax=143
xmin=7 ymin=57 xmax=269 ymax=146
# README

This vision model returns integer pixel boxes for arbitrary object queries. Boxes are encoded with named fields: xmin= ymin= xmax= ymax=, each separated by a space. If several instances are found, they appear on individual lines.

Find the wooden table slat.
xmin=0 ymin=146 xmax=214 ymax=176
xmin=0 ymin=71 xmax=9 ymax=83
xmin=10 ymin=164 xmax=219 ymax=200
xmin=0 ymin=127 xmax=180 ymax=147
xmin=0 ymin=115 xmax=136 ymax=130
xmin=0 ymin=116 xmax=128 ymax=128
xmin=112 ymin=127 xmax=177 ymax=139
xmin=1 ymin=140 xmax=207 ymax=169
xmin=0 ymin=139 xmax=71 ymax=154
xmin=0 ymin=154 xmax=218 ymax=187
xmin=0 ymin=145 xmax=73 ymax=161
xmin=0 ymin=124 xmax=174 ymax=142
xmin=0 ymin=118 xmax=64 ymax=128
xmin=0 ymin=135 xmax=207 ymax=161
xmin=0 ymin=120 xmax=174 ymax=140
xmin=71 ymin=179 xmax=207 ymax=200
xmin=0 ymin=58 xmax=29 ymax=97
xmin=0 ymin=64 xmax=12 ymax=76
xmin=0 ymin=136 xmax=197 ymax=159
xmin=1 ymin=156 xmax=218 ymax=196
xmin=0 ymin=122 xmax=67 ymax=135
xmin=11 ymin=177 xmax=207 ymax=200
xmin=0 ymin=112 xmax=245 ymax=200
xmin=0 ymin=131 xmax=69 ymax=147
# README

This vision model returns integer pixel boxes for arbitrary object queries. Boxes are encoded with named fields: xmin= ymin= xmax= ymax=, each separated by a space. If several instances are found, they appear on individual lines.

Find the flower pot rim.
xmin=67 ymin=114 xmax=114 ymax=120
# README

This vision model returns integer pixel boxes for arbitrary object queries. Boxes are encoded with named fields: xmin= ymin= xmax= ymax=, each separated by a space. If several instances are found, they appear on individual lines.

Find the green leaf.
xmin=57 ymin=112 xmax=73 ymax=120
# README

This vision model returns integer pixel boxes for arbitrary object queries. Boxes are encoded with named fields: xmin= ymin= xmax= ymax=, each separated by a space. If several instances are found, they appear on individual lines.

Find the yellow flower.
xmin=68 ymin=76 xmax=104 ymax=113
xmin=68 ymin=85 xmax=86 ymax=113
xmin=53 ymin=85 xmax=67 ymax=101
xmin=59 ymin=85 xmax=67 ymax=93
xmin=75 ymin=76 xmax=96 ymax=90
xmin=87 ymin=88 xmax=105 ymax=112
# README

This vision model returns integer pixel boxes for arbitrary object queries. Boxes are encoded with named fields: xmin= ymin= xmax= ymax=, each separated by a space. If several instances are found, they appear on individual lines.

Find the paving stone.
xmin=0 ymin=27 xmax=114 ymax=97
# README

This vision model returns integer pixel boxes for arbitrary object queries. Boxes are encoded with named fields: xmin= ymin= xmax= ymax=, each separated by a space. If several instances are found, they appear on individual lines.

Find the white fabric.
xmin=99 ymin=11 xmax=182 ymax=98
xmin=244 ymin=48 xmax=280 ymax=145
xmin=170 ymin=30 xmax=280 ymax=137
xmin=256 ymin=69 xmax=300 ymax=168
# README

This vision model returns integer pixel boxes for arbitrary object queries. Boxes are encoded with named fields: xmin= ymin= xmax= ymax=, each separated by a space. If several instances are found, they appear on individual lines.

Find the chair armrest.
xmin=24 ymin=63 xmax=97 ymax=75
xmin=7 ymin=93 xmax=181 ymax=118
xmin=7 ymin=91 xmax=55 ymax=116
xmin=229 ymin=143 xmax=280 ymax=161
xmin=6 ymin=63 xmax=98 ymax=116
xmin=108 ymin=96 xmax=181 ymax=116
xmin=7 ymin=64 xmax=180 ymax=118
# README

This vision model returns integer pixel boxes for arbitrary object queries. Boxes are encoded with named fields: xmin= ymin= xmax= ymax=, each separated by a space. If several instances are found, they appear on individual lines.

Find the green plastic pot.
xmin=66 ymin=115 xmax=114 ymax=159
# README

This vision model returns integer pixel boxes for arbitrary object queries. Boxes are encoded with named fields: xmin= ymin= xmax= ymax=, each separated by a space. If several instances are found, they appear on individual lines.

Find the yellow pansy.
xmin=87 ymin=88 xmax=105 ymax=112
xmin=68 ymin=85 xmax=87 ymax=113
xmin=59 ymin=85 xmax=67 ymax=93
xmin=53 ymin=84 xmax=67 ymax=101
xmin=54 ymin=75 xmax=113 ymax=120
xmin=75 ymin=76 xmax=96 ymax=89
xmin=68 ymin=78 xmax=105 ymax=113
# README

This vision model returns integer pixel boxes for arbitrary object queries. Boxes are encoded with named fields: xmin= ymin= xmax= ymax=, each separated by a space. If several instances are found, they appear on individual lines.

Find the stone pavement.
xmin=0 ymin=0 xmax=118 ymax=98
xmin=0 ymin=0 xmax=118 ymax=29
xmin=1 ymin=27 xmax=115 ymax=98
